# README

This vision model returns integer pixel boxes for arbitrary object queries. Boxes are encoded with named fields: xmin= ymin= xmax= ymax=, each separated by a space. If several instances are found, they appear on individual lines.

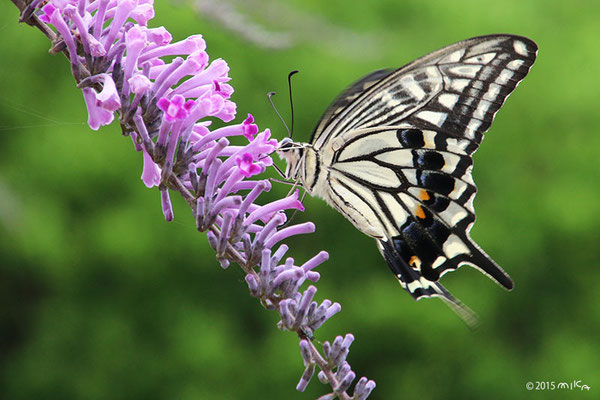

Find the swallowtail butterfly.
xmin=277 ymin=35 xmax=537 ymax=322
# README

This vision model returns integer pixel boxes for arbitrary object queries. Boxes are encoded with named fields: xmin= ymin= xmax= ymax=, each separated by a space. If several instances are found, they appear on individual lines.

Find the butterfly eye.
xmin=279 ymin=137 xmax=294 ymax=151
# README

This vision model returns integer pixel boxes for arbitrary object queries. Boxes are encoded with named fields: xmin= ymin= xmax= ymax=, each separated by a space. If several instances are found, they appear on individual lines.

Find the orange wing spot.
xmin=409 ymin=256 xmax=421 ymax=271
xmin=415 ymin=205 xmax=426 ymax=219
xmin=419 ymin=190 xmax=431 ymax=201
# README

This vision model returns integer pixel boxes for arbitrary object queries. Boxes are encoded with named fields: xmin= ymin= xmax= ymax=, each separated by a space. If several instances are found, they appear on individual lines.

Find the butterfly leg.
xmin=269 ymin=177 xmax=295 ymax=186
xmin=270 ymin=161 xmax=287 ymax=178
xmin=286 ymin=175 xmax=303 ymax=197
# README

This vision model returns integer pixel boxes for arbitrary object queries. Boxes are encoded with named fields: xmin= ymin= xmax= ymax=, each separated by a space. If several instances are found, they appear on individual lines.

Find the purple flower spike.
xmin=18 ymin=1 xmax=376 ymax=398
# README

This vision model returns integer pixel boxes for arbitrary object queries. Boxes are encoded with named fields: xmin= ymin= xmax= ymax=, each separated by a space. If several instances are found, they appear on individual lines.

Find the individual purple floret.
xmin=297 ymin=339 xmax=316 ymax=392
xmin=12 ymin=0 xmax=377 ymax=398
xmin=352 ymin=377 xmax=377 ymax=400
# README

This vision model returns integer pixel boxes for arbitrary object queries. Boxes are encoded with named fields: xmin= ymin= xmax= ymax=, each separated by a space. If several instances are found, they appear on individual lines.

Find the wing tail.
xmin=465 ymin=239 xmax=514 ymax=290
xmin=377 ymin=238 xmax=479 ymax=328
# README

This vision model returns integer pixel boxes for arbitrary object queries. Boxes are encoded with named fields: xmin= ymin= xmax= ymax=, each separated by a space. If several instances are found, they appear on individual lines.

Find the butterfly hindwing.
xmin=327 ymin=126 xmax=513 ymax=303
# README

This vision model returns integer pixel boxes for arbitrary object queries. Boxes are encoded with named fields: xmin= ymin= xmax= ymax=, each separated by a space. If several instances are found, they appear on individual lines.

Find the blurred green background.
xmin=1 ymin=0 xmax=599 ymax=399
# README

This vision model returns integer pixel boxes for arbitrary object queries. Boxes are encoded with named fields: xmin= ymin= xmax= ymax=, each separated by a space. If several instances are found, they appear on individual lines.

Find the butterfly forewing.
xmin=282 ymin=34 xmax=537 ymax=318
xmin=310 ymin=68 xmax=394 ymax=143
xmin=313 ymin=35 xmax=537 ymax=150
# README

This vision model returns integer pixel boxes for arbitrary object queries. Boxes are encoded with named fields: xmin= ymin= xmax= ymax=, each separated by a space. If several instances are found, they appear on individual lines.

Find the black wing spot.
xmin=397 ymin=128 xmax=424 ymax=147
xmin=401 ymin=222 xmax=439 ymax=280
xmin=418 ymin=171 xmax=455 ymax=195
xmin=415 ymin=150 xmax=445 ymax=170
xmin=427 ymin=220 xmax=452 ymax=249
xmin=422 ymin=192 xmax=451 ymax=212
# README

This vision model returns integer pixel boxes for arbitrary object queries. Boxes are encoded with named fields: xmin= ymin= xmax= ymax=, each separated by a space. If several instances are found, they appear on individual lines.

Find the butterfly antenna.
xmin=267 ymin=92 xmax=291 ymax=137
xmin=287 ymin=70 xmax=299 ymax=138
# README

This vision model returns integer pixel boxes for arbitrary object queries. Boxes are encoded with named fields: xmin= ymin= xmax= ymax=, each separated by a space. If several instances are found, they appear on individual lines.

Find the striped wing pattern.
xmin=313 ymin=35 xmax=537 ymax=311
xmin=311 ymin=69 xmax=394 ymax=143
xmin=313 ymin=35 xmax=537 ymax=150
xmin=326 ymin=127 xmax=507 ymax=309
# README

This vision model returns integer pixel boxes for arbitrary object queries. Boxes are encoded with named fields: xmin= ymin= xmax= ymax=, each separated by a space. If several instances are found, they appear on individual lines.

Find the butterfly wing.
xmin=312 ymin=35 xmax=537 ymax=308
xmin=312 ymin=34 xmax=537 ymax=150
xmin=310 ymin=68 xmax=394 ymax=143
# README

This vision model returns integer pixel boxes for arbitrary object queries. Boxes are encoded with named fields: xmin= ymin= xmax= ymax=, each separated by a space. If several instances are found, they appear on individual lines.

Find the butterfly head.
xmin=276 ymin=137 xmax=307 ymax=181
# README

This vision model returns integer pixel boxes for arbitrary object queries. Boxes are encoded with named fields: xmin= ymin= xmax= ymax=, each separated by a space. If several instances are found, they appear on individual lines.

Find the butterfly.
xmin=276 ymin=34 xmax=537 ymax=323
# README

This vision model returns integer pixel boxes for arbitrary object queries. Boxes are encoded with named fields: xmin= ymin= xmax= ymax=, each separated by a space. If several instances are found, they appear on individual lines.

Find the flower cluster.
xmin=299 ymin=335 xmax=376 ymax=400
xmin=14 ymin=0 xmax=375 ymax=398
